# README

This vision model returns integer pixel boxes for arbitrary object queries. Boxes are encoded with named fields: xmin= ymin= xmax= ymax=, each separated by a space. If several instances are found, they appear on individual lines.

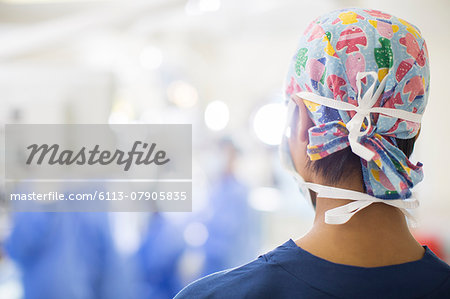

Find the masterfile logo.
xmin=26 ymin=141 xmax=170 ymax=171
xmin=6 ymin=124 xmax=191 ymax=180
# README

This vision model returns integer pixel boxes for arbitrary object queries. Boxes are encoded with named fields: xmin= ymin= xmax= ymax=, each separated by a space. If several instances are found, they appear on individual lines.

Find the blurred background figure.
xmin=134 ymin=212 xmax=186 ymax=299
xmin=5 ymin=212 xmax=129 ymax=299
xmin=199 ymin=138 xmax=258 ymax=276
xmin=0 ymin=0 xmax=449 ymax=298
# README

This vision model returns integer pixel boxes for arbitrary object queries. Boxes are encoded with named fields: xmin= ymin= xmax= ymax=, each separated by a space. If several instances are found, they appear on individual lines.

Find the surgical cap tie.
xmin=296 ymin=71 xmax=423 ymax=162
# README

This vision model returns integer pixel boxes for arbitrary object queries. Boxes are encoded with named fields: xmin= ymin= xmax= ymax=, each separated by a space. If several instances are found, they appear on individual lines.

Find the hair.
xmin=307 ymin=137 xmax=416 ymax=186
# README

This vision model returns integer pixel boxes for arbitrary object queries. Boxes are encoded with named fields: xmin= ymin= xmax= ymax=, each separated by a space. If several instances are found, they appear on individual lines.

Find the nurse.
xmin=175 ymin=8 xmax=450 ymax=298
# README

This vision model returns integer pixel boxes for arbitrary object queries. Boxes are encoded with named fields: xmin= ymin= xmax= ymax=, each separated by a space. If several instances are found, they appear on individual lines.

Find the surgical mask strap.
xmin=279 ymin=100 xmax=315 ymax=209
xmin=305 ymin=182 xmax=419 ymax=227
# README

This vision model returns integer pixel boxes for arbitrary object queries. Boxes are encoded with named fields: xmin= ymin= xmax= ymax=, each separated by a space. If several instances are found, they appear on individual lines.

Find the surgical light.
xmin=253 ymin=103 xmax=287 ymax=145
xmin=167 ymin=80 xmax=198 ymax=108
xmin=204 ymin=100 xmax=229 ymax=131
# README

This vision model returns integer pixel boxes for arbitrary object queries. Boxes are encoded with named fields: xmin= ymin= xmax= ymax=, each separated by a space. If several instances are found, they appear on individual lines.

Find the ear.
xmin=292 ymin=95 xmax=315 ymax=143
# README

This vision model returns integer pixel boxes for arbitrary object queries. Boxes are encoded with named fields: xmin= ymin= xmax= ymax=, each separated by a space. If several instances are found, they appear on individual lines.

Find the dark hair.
xmin=307 ymin=137 xmax=416 ymax=186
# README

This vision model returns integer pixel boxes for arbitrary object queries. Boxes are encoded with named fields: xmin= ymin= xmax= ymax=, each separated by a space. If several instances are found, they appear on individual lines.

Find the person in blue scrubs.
xmin=175 ymin=8 xmax=450 ymax=298
xmin=5 ymin=212 xmax=129 ymax=299
xmin=134 ymin=212 xmax=185 ymax=299
xmin=200 ymin=138 xmax=257 ymax=277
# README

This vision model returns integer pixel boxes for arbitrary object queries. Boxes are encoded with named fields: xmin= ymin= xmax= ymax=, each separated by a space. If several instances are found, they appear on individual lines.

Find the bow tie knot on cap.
xmin=345 ymin=71 xmax=384 ymax=161
xmin=297 ymin=71 xmax=422 ymax=162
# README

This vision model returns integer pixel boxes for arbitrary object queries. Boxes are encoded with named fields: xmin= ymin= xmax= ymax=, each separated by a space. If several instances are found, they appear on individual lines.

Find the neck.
xmin=296 ymin=177 xmax=425 ymax=267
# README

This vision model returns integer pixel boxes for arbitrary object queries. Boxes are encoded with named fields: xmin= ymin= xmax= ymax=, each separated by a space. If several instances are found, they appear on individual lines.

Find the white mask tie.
xmin=304 ymin=182 xmax=419 ymax=227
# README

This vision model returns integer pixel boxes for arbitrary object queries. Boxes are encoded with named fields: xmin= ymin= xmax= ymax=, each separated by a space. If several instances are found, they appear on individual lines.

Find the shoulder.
xmin=174 ymin=250 xmax=310 ymax=299
xmin=421 ymin=247 xmax=450 ymax=297
xmin=174 ymin=256 xmax=271 ymax=299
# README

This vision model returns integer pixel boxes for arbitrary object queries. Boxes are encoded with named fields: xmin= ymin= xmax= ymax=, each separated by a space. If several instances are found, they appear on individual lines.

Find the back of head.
xmin=284 ymin=8 xmax=430 ymax=200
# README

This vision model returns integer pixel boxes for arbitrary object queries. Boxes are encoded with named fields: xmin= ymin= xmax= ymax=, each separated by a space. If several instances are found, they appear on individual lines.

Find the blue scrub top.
xmin=175 ymin=239 xmax=450 ymax=298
